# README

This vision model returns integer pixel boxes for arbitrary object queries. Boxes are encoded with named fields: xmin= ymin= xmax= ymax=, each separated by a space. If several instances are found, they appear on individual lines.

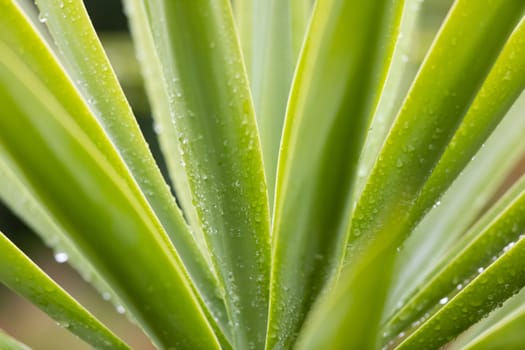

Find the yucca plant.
xmin=0 ymin=0 xmax=524 ymax=349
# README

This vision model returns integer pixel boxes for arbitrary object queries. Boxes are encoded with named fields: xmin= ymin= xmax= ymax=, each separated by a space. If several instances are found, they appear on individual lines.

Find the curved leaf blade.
xmin=235 ymin=0 xmax=311 ymax=203
xmin=449 ymin=287 xmax=525 ymax=349
xmin=31 ymin=0 xmax=220 ymax=313
xmin=410 ymin=16 xmax=525 ymax=225
xmin=0 ymin=231 xmax=129 ymax=350
xmin=345 ymin=0 xmax=525 ymax=265
xmin=396 ymin=231 xmax=525 ymax=350
xmin=355 ymin=0 xmax=423 ymax=197
xmin=0 ymin=155 xmax=119 ymax=308
xmin=139 ymin=1 xmax=271 ymax=348
xmin=295 ymin=248 xmax=396 ymax=350
xmin=386 ymin=91 xmax=525 ymax=317
xmin=268 ymin=0 xmax=404 ymax=348
xmin=122 ymin=0 xmax=215 ymax=269
xmin=0 ymin=329 xmax=31 ymax=350
xmin=385 ymin=172 xmax=525 ymax=345
xmin=0 ymin=43 xmax=219 ymax=349
xmin=464 ymin=302 xmax=525 ymax=349
xmin=121 ymin=0 xmax=230 ymax=341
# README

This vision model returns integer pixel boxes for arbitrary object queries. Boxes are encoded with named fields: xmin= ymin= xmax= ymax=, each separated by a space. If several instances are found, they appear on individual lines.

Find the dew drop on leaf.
xmin=116 ymin=305 xmax=126 ymax=314
xmin=38 ymin=12 xmax=48 ymax=23
xmin=54 ymin=252 xmax=69 ymax=263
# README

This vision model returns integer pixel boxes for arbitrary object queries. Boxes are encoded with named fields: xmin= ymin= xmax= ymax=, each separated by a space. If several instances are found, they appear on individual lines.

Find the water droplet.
xmin=503 ymin=241 xmax=515 ymax=253
xmin=401 ymin=54 xmax=409 ymax=63
xmin=116 ymin=305 xmax=126 ymax=314
xmin=153 ymin=122 xmax=162 ymax=134
xmin=439 ymin=297 xmax=448 ymax=305
xmin=57 ymin=321 xmax=70 ymax=328
xmin=54 ymin=252 xmax=68 ymax=263
xmin=38 ymin=12 xmax=48 ymax=23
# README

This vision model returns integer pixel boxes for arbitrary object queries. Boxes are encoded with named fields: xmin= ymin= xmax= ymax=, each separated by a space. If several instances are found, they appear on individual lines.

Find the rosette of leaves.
xmin=0 ymin=0 xmax=524 ymax=349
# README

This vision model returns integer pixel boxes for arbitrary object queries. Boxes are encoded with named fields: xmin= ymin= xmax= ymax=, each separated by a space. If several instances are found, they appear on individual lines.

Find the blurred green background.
xmin=1 ymin=0 xmax=523 ymax=349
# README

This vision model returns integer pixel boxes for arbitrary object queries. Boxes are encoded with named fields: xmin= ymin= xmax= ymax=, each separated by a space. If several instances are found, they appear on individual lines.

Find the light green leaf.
xmin=0 ymin=329 xmax=31 ymax=350
xmin=0 ymin=155 xmax=119 ymax=307
xmin=409 ymin=16 xmax=525 ymax=227
xmin=139 ymin=1 xmax=271 ymax=348
xmin=234 ymin=0 xmax=311 ymax=203
xmin=345 ymin=0 xmax=525 ymax=265
xmin=449 ymin=286 xmax=525 ymax=349
xmin=385 ymin=172 xmax=525 ymax=348
xmin=122 ymin=0 xmax=215 ymax=269
xmin=0 ymin=231 xmax=129 ymax=350
xmin=295 ymin=247 xmax=396 ymax=350
xmin=121 ymin=0 xmax=230 ymax=341
xmin=0 ymin=41 xmax=219 ymax=349
xmin=394 ymin=220 xmax=525 ymax=349
xmin=355 ymin=0 xmax=423 ymax=197
xmin=31 ymin=0 xmax=220 ymax=315
xmin=386 ymin=91 xmax=525 ymax=318
xmin=0 ymin=1 xmax=228 ymax=344
xmin=268 ymin=0 xmax=404 ymax=348
xmin=463 ymin=301 xmax=525 ymax=349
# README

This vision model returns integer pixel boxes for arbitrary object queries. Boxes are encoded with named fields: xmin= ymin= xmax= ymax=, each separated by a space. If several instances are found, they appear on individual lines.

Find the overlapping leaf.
xmin=268 ymin=1 xmax=404 ymax=348
xmin=137 ymin=1 xmax=271 ymax=348
xmin=0 ymin=230 xmax=129 ymax=350
xmin=234 ymin=0 xmax=311 ymax=203
xmin=0 ymin=39 xmax=218 ymax=349
xmin=345 ymin=0 xmax=525 ymax=265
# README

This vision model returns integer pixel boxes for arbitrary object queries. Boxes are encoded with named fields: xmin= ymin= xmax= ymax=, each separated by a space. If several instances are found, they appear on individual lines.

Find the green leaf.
xmin=463 ymin=301 xmax=525 ymax=349
xmin=0 ymin=41 xmax=219 ymax=349
xmin=386 ymin=91 xmax=525 ymax=318
xmin=345 ymin=0 xmax=525 ymax=265
xmin=409 ymin=15 xmax=525 ymax=227
xmin=31 ymin=0 xmax=221 ymax=319
xmin=122 ymin=0 xmax=215 ymax=267
xmin=0 ymin=329 xmax=31 ymax=350
xmin=449 ymin=287 xmax=525 ymax=349
xmin=234 ymin=0 xmax=311 ymax=203
xmin=139 ymin=1 xmax=271 ymax=348
xmin=121 ymin=0 xmax=230 ymax=341
xmin=386 ymin=173 xmax=525 ymax=349
xmin=0 ymin=231 xmax=129 ymax=350
xmin=0 ymin=155 xmax=119 ymax=307
xmin=355 ymin=0 xmax=423 ymax=197
xmin=395 ymin=223 xmax=525 ymax=349
xmin=268 ymin=0 xmax=404 ymax=348
xmin=295 ymin=247 xmax=396 ymax=350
